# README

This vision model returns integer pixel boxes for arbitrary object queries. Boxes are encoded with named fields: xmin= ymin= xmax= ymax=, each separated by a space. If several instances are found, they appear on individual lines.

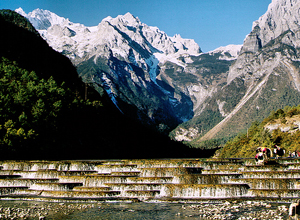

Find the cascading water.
xmin=0 ymin=158 xmax=299 ymax=202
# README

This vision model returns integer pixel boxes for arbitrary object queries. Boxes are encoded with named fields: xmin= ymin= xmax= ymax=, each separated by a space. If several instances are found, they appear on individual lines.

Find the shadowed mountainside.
xmin=0 ymin=10 xmax=214 ymax=160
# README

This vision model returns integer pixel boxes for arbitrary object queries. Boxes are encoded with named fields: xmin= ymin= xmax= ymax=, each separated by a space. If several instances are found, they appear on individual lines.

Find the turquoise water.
xmin=67 ymin=203 xmax=200 ymax=219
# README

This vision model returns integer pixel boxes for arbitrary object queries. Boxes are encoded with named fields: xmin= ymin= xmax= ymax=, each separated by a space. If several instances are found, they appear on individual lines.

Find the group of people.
xmin=254 ymin=145 xmax=285 ymax=164
xmin=289 ymin=150 xmax=300 ymax=158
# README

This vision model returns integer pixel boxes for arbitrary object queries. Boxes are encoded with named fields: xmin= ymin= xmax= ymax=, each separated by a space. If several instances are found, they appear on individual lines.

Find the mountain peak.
xmin=123 ymin=12 xmax=137 ymax=20
xmin=241 ymin=0 xmax=300 ymax=54
xmin=16 ymin=8 xmax=69 ymax=30
xmin=15 ymin=7 xmax=26 ymax=17
xmin=112 ymin=12 xmax=140 ymax=27
xmin=172 ymin=34 xmax=182 ymax=39
xmin=16 ymin=8 xmax=201 ymax=60
xmin=102 ymin=16 xmax=113 ymax=22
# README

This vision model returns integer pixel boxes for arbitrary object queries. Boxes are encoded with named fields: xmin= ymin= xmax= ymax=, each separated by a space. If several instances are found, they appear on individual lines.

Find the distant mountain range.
xmin=16 ymin=0 xmax=300 ymax=149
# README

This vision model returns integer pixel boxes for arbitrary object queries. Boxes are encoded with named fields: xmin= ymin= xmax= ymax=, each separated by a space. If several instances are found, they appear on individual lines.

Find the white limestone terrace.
xmin=0 ymin=158 xmax=299 ymax=202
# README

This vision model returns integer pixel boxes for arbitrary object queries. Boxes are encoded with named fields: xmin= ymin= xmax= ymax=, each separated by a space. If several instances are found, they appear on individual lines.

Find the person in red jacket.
xmin=257 ymin=147 xmax=272 ymax=158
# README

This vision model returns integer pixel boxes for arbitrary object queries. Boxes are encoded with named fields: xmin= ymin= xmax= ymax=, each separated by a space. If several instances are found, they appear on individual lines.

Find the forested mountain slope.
xmin=0 ymin=10 xmax=210 ymax=159
xmin=217 ymin=105 xmax=300 ymax=158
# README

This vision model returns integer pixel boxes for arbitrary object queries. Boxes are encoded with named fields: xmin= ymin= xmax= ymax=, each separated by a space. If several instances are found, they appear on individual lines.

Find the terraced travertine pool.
xmin=0 ymin=158 xmax=298 ymax=218
xmin=0 ymin=158 xmax=299 ymax=201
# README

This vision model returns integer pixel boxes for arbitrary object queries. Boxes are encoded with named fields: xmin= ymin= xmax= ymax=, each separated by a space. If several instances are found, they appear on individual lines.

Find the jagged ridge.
xmin=17 ymin=8 xmax=235 ymax=132
xmin=17 ymin=3 xmax=300 ymax=147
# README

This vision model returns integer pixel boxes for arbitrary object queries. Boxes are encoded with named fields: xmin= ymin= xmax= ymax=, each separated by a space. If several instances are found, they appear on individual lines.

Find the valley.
xmin=16 ymin=0 xmax=300 ymax=150
xmin=1 ymin=1 xmax=300 ymax=218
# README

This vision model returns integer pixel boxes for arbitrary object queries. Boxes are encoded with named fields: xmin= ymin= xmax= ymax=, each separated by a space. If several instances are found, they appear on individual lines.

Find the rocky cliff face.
xmin=241 ymin=0 xmax=300 ymax=52
xmin=182 ymin=0 xmax=300 ymax=144
xmin=252 ymin=0 xmax=300 ymax=48
xmin=229 ymin=0 xmax=300 ymax=83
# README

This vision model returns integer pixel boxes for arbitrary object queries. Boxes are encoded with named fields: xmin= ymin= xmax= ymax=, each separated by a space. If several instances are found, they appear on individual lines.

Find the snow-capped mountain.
xmin=17 ymin=8 xmax=201 ymax=63
xmin=17 ymin=8 xmax=231 ymax=131
xmin=16 ymin=7 xmax=253 ymax=140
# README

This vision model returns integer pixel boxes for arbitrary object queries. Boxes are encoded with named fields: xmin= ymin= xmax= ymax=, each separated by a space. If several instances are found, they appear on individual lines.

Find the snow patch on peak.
xmin=16 ymin=8 xmax=69 ymax=30
xmin=170 ymin=34 xmax=201 ymax=55
xmin=15 ymin=7 xmax=27 ymax=17
xmin=154 ymin=53 xmax=188 ymax=68
xmin=108 ymin=12 xmax=141 ymax=27
xmin=88 ymin=26 xmax=98 ymax=32
xmin=102 ymin=16 xmax=113 ymax=22
xmin=209 ymin=44 xmax=242 ymax=60
xmin=123 ymin=12 xmax=139 ymax=23
xmin=172 ymin=34 xmax=183 ymax=40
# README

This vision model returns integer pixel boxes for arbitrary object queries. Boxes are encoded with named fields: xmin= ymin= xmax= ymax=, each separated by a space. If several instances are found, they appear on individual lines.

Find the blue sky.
xmin=1 ymin=0 xmax=271 ymax=52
